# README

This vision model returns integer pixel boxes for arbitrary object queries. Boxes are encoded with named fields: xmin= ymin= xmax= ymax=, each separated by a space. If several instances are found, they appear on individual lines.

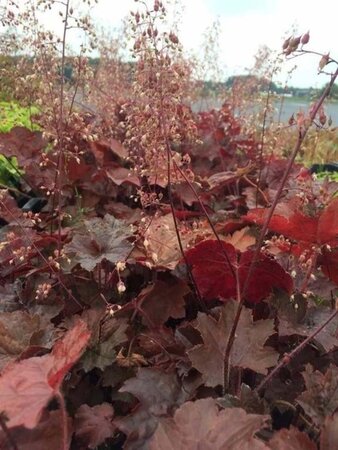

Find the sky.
xmin=203 ymin=0 xmax=337 ymax=88
xmin=28 ymin=0 xmax=338 ymax=88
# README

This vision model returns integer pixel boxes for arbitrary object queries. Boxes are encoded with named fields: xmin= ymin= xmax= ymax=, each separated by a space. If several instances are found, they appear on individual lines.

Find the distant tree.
xmin=225 ymin=75 xmax=283 ymax=94
xmin=319 ymin=82 xmax=338 ymax=100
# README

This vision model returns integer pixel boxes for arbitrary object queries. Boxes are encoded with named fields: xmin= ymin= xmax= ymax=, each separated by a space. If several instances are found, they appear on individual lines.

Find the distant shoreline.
xmin=278 ymin=95 xmax=338 ymax=104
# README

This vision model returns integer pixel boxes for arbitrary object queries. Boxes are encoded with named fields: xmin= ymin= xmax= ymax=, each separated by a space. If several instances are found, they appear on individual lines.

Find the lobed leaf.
xmin=116 ymin=368 xmax=187 ymax=449
xmin=188 ymin=301 xmax=279 ymax=387
xmin=74 ymin=403 xmax=115 ymax=449
xmin=149 ymin=398 xmax=269 ymax=450
xmin=297 ymin=364 xmax=338 ymax=426
xmin=268 ymin=426 xmax=316 ymax=450
xmin=64 ymin=214 xmax=133 ymax=271
xmin=0 ymin=127 xmax=45 ymax=166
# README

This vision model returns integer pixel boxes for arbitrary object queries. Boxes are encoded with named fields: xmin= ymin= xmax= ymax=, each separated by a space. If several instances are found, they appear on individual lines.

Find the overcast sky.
xmin=34 ymin=0 xmax=338 ymax=88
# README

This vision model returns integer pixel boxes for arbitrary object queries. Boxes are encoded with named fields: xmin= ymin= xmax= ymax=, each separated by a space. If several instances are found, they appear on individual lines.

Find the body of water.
xmin=276 ymin=98 xmax=338 ymax=125
xmin=192 ymin=97 xmax=338 ymax=126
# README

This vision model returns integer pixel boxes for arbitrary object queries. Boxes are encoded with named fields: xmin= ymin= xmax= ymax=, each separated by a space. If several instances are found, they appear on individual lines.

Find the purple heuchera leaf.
xmin=64 ymin=214 xmax=133 ymax=271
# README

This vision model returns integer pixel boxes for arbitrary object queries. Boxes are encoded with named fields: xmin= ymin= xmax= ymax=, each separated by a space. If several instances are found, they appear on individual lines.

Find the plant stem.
xmin=172 ymin=160 xmax=236 ymax=280
xmin=166 ymin=141 xmax=207 ymax=312
xmin=50 ymin=0 xmax=70 ymax=255
xmin=255 ymin=301 xmax=338 ymax=394
xmin=256 ymin=66 xmax=276 ymax=207
xmin=157 ymin=71 xmax=206 ymax=312
xmin=223 ymin=265 xmax=240 ymax=393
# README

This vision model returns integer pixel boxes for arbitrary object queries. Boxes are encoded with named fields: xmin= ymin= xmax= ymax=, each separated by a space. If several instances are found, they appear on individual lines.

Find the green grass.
xmin=316 ymin=171 xmax=338 ymax=182
xmin=0 ymin=101 xmax=39 ymax=133
xmin=0 ymin=101 xmax=39 ymax=186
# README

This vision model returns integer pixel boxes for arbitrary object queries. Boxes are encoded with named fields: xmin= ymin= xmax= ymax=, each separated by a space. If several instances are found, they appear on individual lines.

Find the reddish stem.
xmin=255 ymin=301 xmax=338 ymax=394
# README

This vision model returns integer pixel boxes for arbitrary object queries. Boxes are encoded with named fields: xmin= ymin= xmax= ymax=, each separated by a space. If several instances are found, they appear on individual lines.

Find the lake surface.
xmin=276 ymin=98 xmax=338 ymax=126
xmin=192 ymin=97 xmax=338 ymax=126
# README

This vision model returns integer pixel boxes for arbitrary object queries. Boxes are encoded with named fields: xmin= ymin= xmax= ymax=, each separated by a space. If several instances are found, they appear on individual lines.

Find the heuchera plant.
xmin=0 ymin=1 xmax=338 ymax=449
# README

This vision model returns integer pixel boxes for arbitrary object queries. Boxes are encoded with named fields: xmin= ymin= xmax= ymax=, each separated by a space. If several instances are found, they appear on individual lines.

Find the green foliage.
xmin=319 ymin=82 xmax=338 ymax=100
xmin=0 ymin=101 xmax=39 ymax=133
xmin=316 ymin=170 xmax=338 ymax=182
xmin=0 ymin=102 xmax=38 ymax=186
xmin=0 ymin=155 xmax=21 ymax=187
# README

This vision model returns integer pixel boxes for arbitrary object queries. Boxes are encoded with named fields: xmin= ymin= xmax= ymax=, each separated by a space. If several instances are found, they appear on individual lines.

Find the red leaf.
xmin=136 ymin=279 xmax=188 ymax=327
xmin=245 ymin=199 xmax=338 ymax=286
xmin=245 ymin=198 xmax=338 ymax=247
xmin=66 ymin=157 xmax=92 ymax=182
xmin=278 ymin=305 xmax=338 ymax=353
xmin=116 ymin=368 xmax=187 ymax=449
xmin=0 ymin=356 xmax=54 ymax=428
xmin=238 ymin=250 xmax=293 ymax=302
xmin=297 ymin=364 xmax=338 ymax=426
xmin=0 ymin=410 xmax=72 ymax=450
xmin=320 ymin=248 xmax=338 ymax=284
xmin=185 ymin=240 xmax=237 ymax=300
xmin=185 ymin=240 xmax=293 ymax=303
xmin=320 ymin=413 xmax=338 ymax=450
xmin=268 ymin=426 xmax=316 ymax=449
xmin=64 ymin=214 xmax=133 ymax=271
xmin=207 ymin=171 xmax=239 ymax=191
xmin=0 ymin=190 xmax=23 ymax=223
xmin=48 ymin=319 xmax=91 ymax=389
xmin=75 ymin=403 xmax=115 ymax=449
xmin=149 ymin=398 xmax=269 ymax=450
xmin=0 ymin=127 xmax=45 ymax=166
xmin=245 ymin=201 xmax=318 ymax=244
xmin=90 ymin=138 xmax=128 ymax=163
xmin=317 ymin=198 xmax=338 ymax=245
xmin=0 ymin=319 xmax=90 ymax=429
xmin=106 ymin=166 xmax=140 ymax=187
xmin=0 ymin=310 xmax=54 ymax=371
xmin=188 ymin=302 xmax=278 ymax=387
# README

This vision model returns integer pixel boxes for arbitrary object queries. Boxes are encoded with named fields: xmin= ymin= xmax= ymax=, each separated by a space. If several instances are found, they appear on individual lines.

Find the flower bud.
xmin=301 ymin=31 xmax=310 ymax=45
xmin=319 ymin=108 xmax=327 ymax=126
xmin=169 ymin=32 xmax=179 ymax=44
xmin=133 ymin=39 xmax=141 ymax=50
xmin=117 ymin=281 xmax=126 ymax=294
xmin=289 ymin=36 xmax=301 ymax=50
xmin=282 ymin=36 xmax=291 ymax=50
xmin=319 ymin=53 xmax=330 ymax=71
